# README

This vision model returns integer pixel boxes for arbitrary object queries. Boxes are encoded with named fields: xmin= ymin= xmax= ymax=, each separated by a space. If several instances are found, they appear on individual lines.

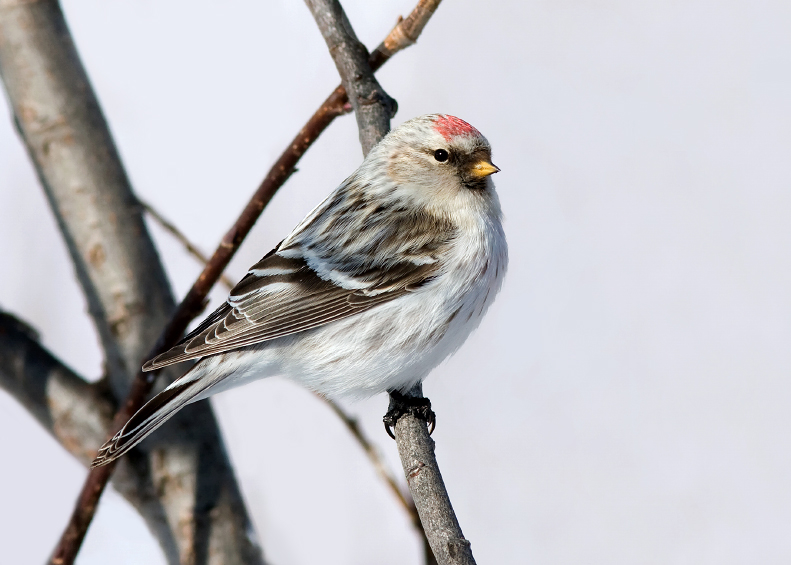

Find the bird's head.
xmin=360 ymin=114 xmax=501 ymax=221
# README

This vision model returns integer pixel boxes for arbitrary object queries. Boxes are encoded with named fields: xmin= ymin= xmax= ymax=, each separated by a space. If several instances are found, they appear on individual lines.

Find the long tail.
xmin=91 ymin=367 xmax=216 ymax=467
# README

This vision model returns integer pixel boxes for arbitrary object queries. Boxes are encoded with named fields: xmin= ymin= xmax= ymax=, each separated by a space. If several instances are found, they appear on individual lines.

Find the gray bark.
xmin=0 ymin=0 xmax=169 ymax=399
xmin=0 ymin=310 xmax=180 ymax=562
xmin=394 ymin=384 xmax=476 ymax=565
xmin=304 ymin=0 xmax=397 ymax=155
xmin=0 ymin=311 xmax=115 ymax=466
xmin=0 ymin=2 xmax=263 ymax=563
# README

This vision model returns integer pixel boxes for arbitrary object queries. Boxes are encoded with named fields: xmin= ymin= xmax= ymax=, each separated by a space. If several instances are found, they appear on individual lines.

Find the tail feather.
xmin=91 ymin=371 xmax=216 ymax=467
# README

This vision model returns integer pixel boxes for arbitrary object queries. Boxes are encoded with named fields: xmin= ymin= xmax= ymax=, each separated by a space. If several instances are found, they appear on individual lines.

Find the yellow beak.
xmin=470 ymin=160 xmax=500 ymax=178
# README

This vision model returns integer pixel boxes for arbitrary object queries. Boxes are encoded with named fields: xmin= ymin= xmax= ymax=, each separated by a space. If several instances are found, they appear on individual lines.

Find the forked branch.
xmin=304 ymin=0 xmax=397 ymax=155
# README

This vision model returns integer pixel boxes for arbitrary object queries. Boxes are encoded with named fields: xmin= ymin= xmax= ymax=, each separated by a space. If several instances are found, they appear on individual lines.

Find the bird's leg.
xmin=383 ymin=388 xmax=436 ymax=439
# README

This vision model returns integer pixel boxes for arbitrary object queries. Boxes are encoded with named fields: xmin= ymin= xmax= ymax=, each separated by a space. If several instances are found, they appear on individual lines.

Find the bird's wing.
xmin=142 ymin=243 xmax=439 ymax=371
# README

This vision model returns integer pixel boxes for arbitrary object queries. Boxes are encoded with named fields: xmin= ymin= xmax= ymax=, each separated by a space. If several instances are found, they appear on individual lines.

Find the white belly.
xmin=195 ymin=220 xmax=507 ymax=400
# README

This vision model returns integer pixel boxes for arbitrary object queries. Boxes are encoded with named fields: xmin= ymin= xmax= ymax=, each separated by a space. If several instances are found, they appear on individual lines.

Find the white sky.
xmin=1 ymin=1 xmax=790 ymax=563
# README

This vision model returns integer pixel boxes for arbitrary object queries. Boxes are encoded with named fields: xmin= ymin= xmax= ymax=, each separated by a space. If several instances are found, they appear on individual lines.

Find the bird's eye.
xmin=433 ymin=149 xmax=449 ymax=162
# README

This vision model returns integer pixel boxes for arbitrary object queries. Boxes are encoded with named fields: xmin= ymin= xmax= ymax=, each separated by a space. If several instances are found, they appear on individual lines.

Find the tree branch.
xmin=369 ymin=0 xmax=442 ymax=70
xmin=0 ymin=2 xmax=263 ymax=564
xmin=0 ymin=0 xmax=169 ymax=400
xmin=304 ymin=0 xmax=397 ymax=155
xmin=1 ymin=0 xmax=444 ymax=562
xmin=324 ymin=398 xmax=436 ymax=563
xmin=0 ymin=311 xmax=114 ymax=465
xmin=305 ymin=2 xmax=473 ymax=564
xmin=393 ymin=384 xmax=475 ymax=565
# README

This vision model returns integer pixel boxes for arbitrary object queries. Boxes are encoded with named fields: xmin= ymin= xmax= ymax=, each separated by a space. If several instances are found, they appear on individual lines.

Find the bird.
xmin=92 ymin=114 xmax=507 ymax=467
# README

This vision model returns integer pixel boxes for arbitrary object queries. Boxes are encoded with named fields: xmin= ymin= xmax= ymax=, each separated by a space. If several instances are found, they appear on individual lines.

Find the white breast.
xmin=200 ymin=192 xmax=508 ymax=400
xmin=277 ymin=199 xmax=508 ymax=398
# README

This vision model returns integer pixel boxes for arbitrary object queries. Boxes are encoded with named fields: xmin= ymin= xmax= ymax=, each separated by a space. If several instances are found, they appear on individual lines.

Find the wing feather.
xmin=143 ymin=247 xmax=437 ymax=371
xmin=142 ymin=184 xmax=456 ymax=372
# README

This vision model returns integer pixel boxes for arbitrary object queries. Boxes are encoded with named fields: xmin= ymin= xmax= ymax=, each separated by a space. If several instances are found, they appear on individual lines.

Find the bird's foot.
xmin=383 ymin=390 xmax=436 ymax=439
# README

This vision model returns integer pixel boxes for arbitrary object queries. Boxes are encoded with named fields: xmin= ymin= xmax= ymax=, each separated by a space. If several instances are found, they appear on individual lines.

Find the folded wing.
xmin=142 ymin=243 xmax=438 ymax=371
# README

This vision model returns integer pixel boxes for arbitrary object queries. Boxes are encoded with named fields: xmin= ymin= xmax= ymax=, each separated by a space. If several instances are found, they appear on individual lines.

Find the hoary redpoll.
xmin=92 ymin=114 xmax=507 ymax=467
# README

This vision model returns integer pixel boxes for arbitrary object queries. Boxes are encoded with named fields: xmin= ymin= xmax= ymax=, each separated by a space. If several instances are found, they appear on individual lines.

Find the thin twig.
xmin=139 ymin=199 xmax=236 ymax=290
xmin=324 ymin=399 xmax=411 ymax=509
xmin=370 ymin=0 xmax=443 ymax=69
xmin=306 ymin=2 xmax=472 ymax=564
xmin=323 ymin=400 xmax=425 ymax=528
xmin=48 ymin=1 xmax=445 ymax=563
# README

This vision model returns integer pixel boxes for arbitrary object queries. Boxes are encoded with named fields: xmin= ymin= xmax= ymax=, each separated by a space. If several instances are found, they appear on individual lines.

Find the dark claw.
xmin=383 ymin=390 xmax=436 ymax=439
xmin=384 ymin=419 xmax=396 ymax=440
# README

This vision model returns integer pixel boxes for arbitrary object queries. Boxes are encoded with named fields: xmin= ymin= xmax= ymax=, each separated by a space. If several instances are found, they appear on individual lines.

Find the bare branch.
xmin=370 ymin=0 xmax=443 ymax=68
xmin=0 ymin=2 xmax=263 ymax=564
xmin=393 ymin=385 xmax=475 ymax=565
xmin=139 ymin=198 xmax=237 ymax=290
xmin=0 ymin=311 xmax=113 ymax=464
xmin=324 ymin=398 xmax=436 ymax=564
xmin=0 ymin=0 xmax=170 ymax=399
xmin=323 ymin=400 xmax=416 ymax=521
xmin=0 ymin=0 xmax=444 ymax=561
xmin=304 ymin=0 xmax=397 ymax=155
xmin=0 ymin=311 xmax=177 ymax=561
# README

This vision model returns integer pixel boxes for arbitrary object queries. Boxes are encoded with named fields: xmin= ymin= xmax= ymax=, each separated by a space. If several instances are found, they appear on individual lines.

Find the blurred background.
xmin=1 ymin=0 xmax=790 ymax=563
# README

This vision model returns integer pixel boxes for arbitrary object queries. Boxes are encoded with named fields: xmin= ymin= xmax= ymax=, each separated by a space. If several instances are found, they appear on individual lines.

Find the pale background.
xmin=1 ymin=1 xmax=790 ymax=563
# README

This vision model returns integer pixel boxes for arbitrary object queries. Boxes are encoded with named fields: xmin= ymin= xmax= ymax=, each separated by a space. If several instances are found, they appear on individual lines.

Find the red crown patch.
xmin=433 ymin=115 xmax=480 ymax=141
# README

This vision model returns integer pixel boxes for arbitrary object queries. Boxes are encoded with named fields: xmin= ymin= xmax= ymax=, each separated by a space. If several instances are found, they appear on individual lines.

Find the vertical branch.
xmin=304 ymin=0 xmax=397 ymax=155
xmin=324 ymin=398 xmax=437 ymax=565
xmin=393 ymin=385 xmax=475 ymax=565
